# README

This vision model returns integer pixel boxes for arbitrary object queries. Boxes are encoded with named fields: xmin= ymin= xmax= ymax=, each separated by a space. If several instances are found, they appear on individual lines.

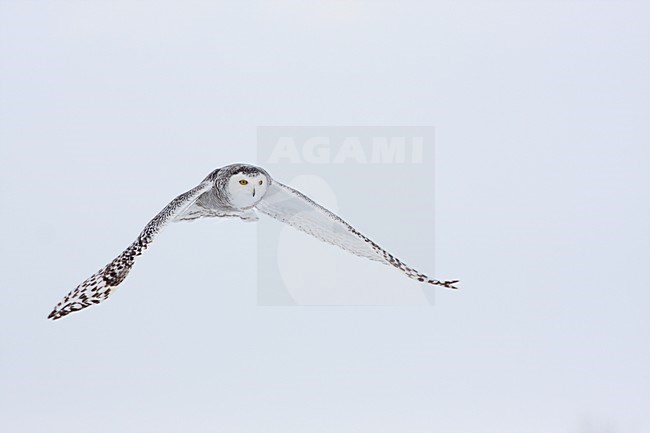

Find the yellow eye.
xmin=258 ymin=180 xmax=263 ymax=185
xmin=239 ymin=179 xmax=248 ymax=185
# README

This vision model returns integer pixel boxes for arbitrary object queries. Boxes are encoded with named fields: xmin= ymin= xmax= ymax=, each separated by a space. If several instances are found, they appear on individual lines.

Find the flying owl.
xmin=48 ymin=164 xmax=458 ymax=320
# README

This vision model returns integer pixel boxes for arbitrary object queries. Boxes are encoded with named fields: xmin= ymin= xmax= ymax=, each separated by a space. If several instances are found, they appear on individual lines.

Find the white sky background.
xmin=0 ymin=1 xmax=649 ymax=432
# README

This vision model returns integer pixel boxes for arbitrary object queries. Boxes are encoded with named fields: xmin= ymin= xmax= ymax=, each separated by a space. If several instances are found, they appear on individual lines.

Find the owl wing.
xmin=47 ymin=180 xmax=215 ymax=320
xmin=255 ymin=179 xmax=458 ymax=289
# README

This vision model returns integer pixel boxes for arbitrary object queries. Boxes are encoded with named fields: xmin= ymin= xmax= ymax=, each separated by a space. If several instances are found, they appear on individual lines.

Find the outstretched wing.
xmin=255 ymin=180 xmax=458 ymax=289
xmin=47 ymin=180 xmax=215 ymax=320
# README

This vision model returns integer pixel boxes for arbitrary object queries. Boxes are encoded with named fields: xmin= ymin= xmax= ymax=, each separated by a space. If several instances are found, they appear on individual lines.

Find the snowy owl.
xmin=48 ymin=164 xmax=458 ymax=320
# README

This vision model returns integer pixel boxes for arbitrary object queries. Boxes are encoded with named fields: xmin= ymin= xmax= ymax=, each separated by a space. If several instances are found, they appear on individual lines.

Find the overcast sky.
xmin=1 ymin=1 xmax=648 ymax=432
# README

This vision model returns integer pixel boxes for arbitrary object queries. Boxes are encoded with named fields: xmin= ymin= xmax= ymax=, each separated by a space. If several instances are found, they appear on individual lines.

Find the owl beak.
xmin=252 ymin=187 xmax=256 ymax=197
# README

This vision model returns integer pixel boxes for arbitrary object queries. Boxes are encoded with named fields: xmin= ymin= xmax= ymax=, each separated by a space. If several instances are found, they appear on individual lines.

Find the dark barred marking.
xmin=47 ymin=180 xmax=214 ymax=320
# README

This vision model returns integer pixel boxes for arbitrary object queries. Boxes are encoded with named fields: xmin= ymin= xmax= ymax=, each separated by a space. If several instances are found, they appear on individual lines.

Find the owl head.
xmin=221 ymin=164 xmax=271 ymax=209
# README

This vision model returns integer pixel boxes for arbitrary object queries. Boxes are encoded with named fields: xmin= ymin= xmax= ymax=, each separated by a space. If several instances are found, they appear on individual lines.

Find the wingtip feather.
xmin=428 ymin=279 xmax=459 ymax=290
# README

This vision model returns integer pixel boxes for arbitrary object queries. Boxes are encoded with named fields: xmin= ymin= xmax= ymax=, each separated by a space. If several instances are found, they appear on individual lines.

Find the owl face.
xmin=226 ymin=170 xmax=270 ymax=209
